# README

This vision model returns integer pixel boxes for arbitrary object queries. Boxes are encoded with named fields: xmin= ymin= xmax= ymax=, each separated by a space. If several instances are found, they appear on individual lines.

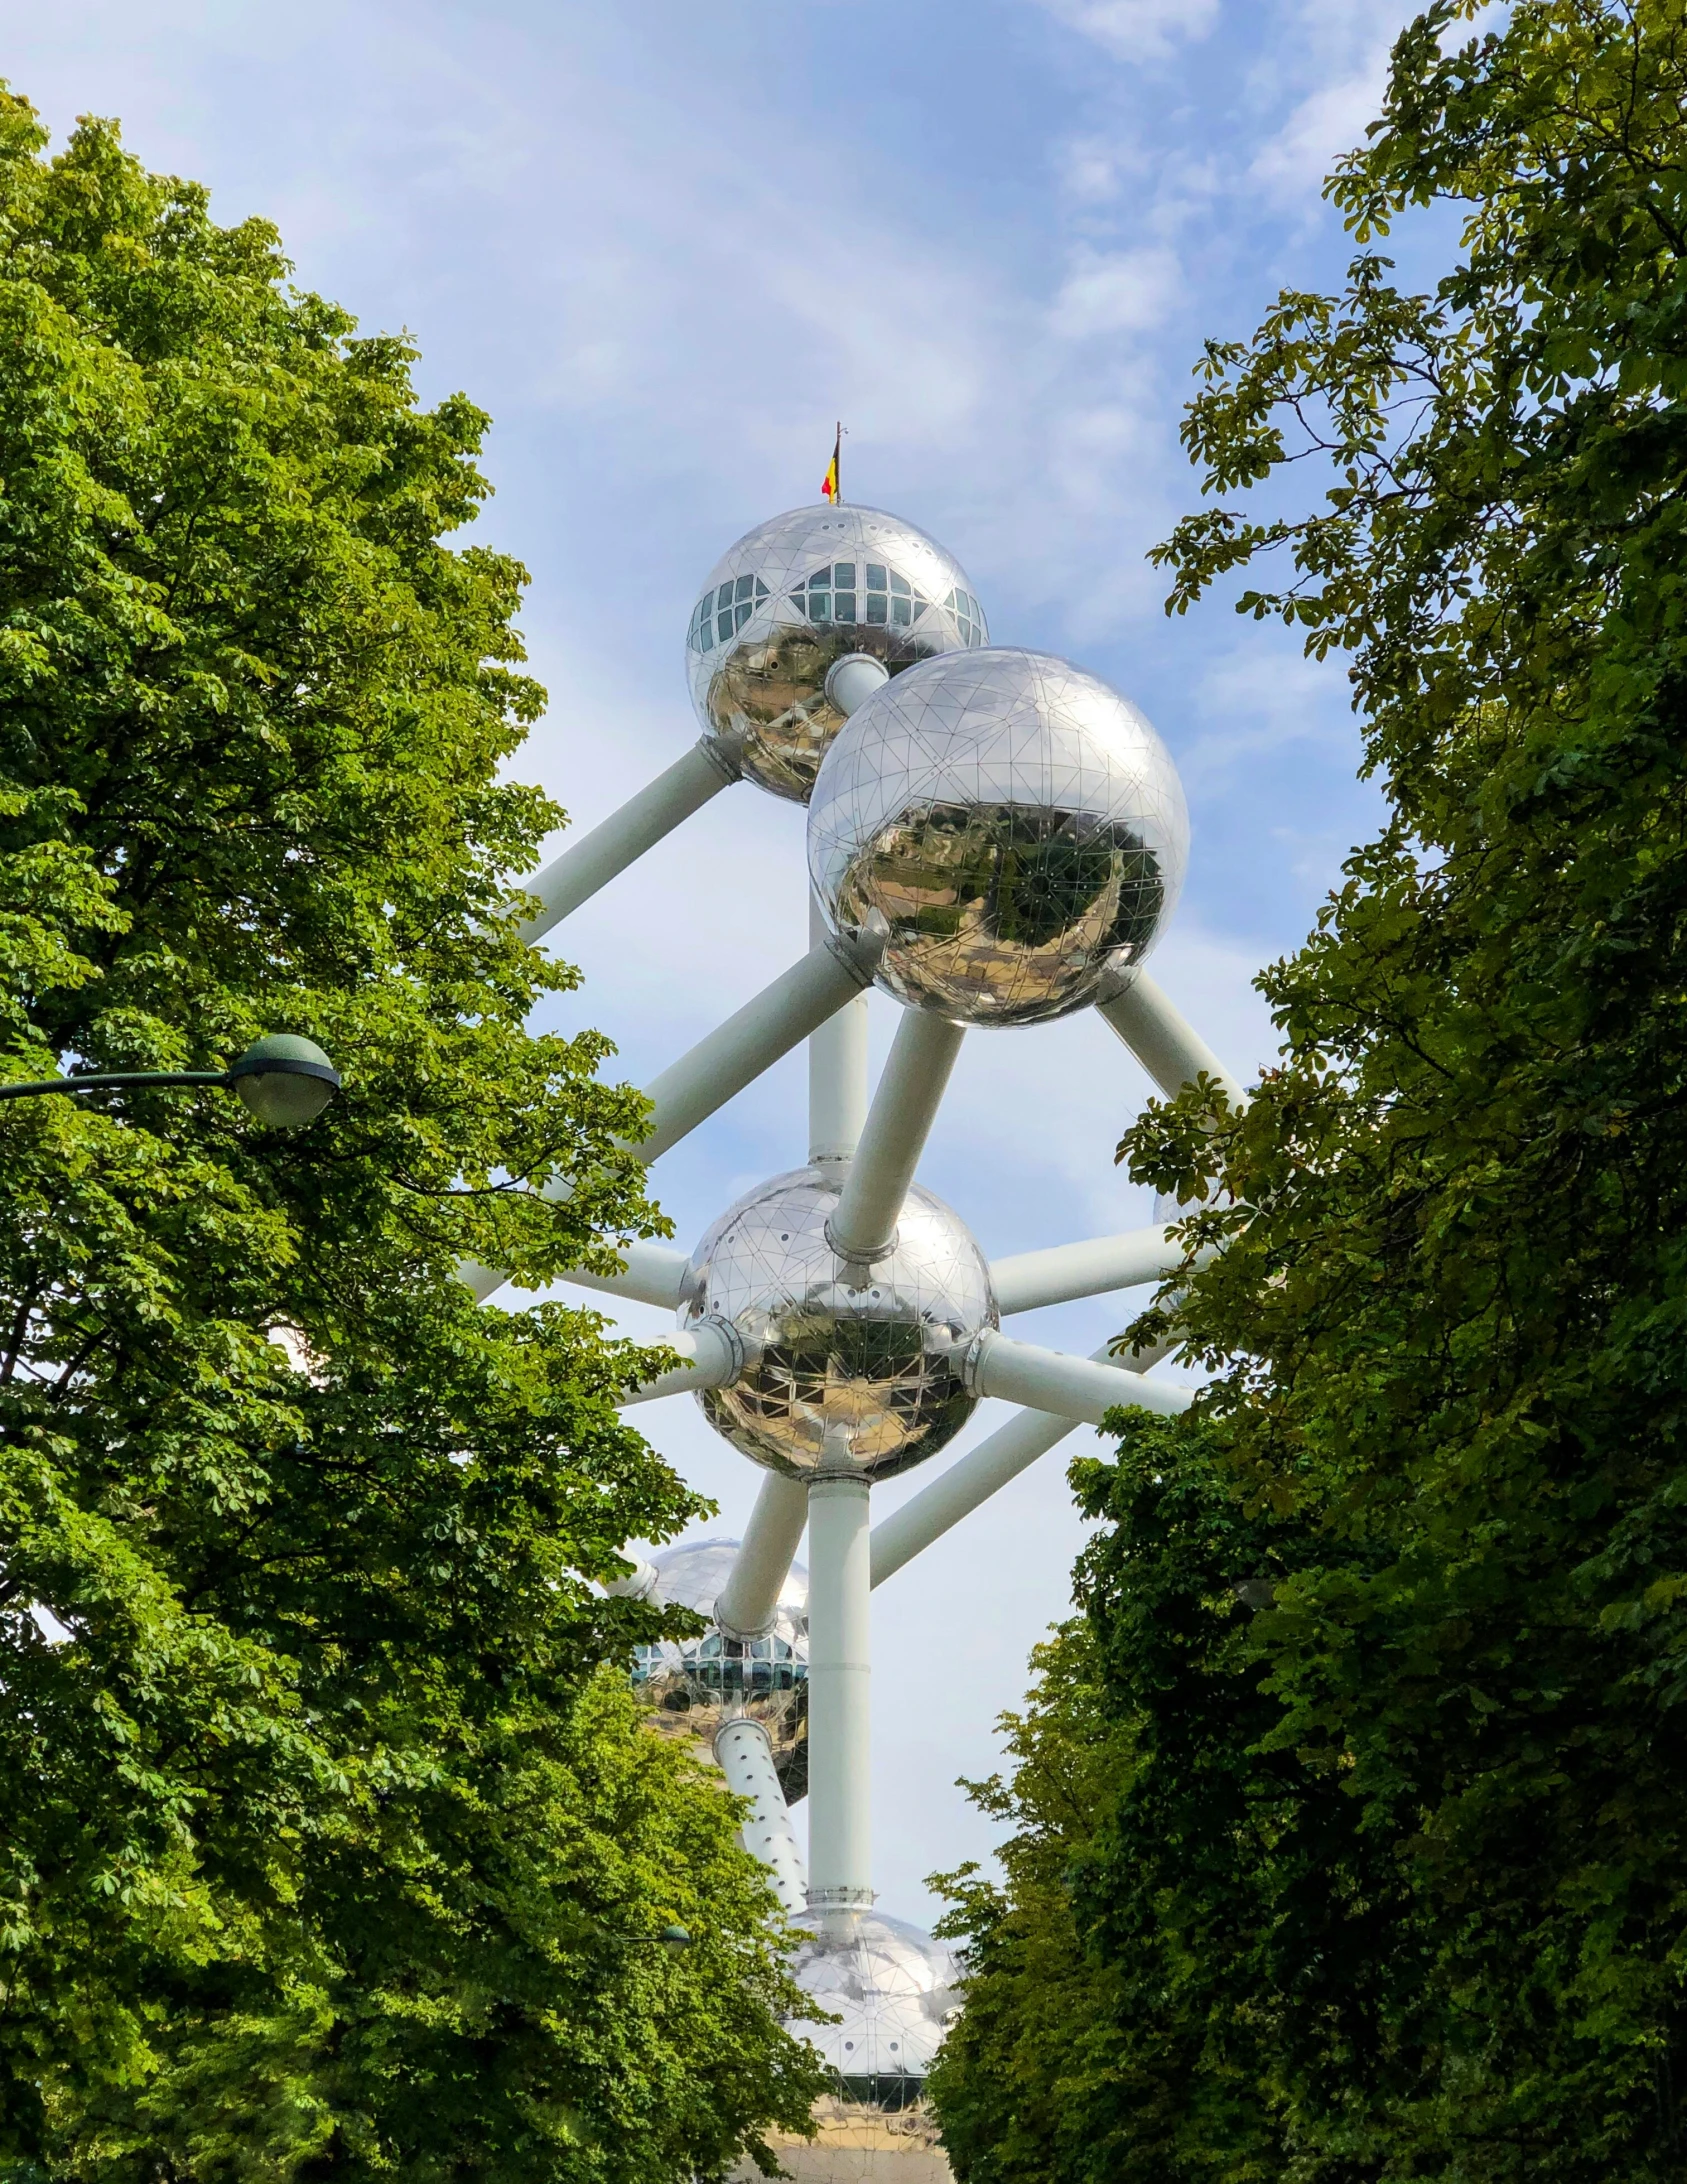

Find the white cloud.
xmin=1245 ymin=0 xmax=1423 ymax=203
xmin=1249 ymin=65 xmax=1389 ymax=197
xmin=1031 ymin=0 xmax=1221 ymax=62
xmin=1049 ymin=244 xmax=1181 ymax=340
xmin=1058 ymin=134 xmax=1131 ymax=202
xmin=1180 ymin=642 xmax=1356 ymax=787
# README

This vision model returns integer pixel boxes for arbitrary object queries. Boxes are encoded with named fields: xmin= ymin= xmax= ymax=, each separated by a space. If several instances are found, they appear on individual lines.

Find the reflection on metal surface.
xmin=809 ymin=649 xmax=1189 ymax=1026
xmin=680 ymin=1168 xmax=996 ymax=1483
xmin=686 ymin=506 xmax=987 ymax=803
xmin=788 ymin=1910 xmax=961 ymax=2107
xmin=629 ymin=1538 xmax=811 ymax=1802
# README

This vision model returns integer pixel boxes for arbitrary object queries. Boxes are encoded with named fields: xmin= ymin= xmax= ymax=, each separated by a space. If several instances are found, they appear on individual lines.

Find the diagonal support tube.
xmin=807 ymin=893 xmax=870 ymax=1173
xmin=964 ymin=1327 xmax=1195 ymax=1424
xmin=641 ymin=931 xmax=884 ymax=1166
xmin=616 ymin=1316 xmax=747 ymax=1407
xmin=1098 ymin=971 xmax=1247 ymax=1107
xmin=558 ymin=1238 xmax=691 ymax=1310
xmin=826 ymin=1010 xmax=966 ymax=1263
xmin=714 ymin=1718 xmax=807 ymax=1917
xmin=519 ymin=742 xmax=739 ymax=943
xmin=990 ymin=1224 xmax=1217 ymax=1316
xmin=869 ymin=1331 xmax=1180 ymax=1588
xmin=714 ymin=1472 xmax=810 ymax=1640
xmin=461 ymin=932 xmax=885 ymax=1306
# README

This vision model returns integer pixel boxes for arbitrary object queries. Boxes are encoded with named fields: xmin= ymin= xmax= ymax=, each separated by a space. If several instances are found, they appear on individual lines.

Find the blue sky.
xmin=12 ymin=0 xmax=1429 ymax=1924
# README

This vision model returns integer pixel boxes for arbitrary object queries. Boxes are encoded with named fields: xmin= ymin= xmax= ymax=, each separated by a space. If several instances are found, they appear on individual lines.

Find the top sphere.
xmin=807 ymin=649 xmax=1189 ymax=1027
xmin=685 ymin=505 xmax=988 ymax=803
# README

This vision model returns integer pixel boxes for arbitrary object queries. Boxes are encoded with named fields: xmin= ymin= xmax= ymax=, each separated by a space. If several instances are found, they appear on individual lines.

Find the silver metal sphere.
xmin=685 ymin=505 xmax=988 ymax=804
xmin=808 ymin=648 xmax=1190 ymax=1027
xmin=787 ymin=1909 xmax=961 ymax=2102
xmin=628 ymin=1539 xmax=810 ymax=1800
xmin=679 ymin=1167 xmax=996 ymax=1482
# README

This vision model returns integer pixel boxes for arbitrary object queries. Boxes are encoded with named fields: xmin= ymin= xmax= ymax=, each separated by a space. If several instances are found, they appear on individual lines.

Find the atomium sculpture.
xmin=476 ymin=498 xmax=1247 ymax=2117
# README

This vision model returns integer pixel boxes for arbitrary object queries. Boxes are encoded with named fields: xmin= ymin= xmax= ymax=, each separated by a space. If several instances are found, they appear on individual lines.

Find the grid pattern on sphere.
xmin=786 ymin=1911 xmax=960 ymax=2095
xmin=684 ymin=504 xmax=989 ymax=804
xmin=680 ymin=1166 xmax=997 ymax=1482
xmin=630 ymin=1539 xmax=811 ymax=1802
xmin=807 ymin=647 xmax=1191 ymax=1026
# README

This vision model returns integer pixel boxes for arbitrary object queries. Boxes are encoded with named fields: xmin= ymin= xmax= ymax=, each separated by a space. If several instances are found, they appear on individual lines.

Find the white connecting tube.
xmin=826 ymin=1010 xmax=966 ymax=1264
xmin=519 ymin=741 xmax=739 ymax=943
xmin=639 ymin=928 xmax=885 ymax=1166
xmin=557 ymin=1237 xmax=691 ymax=1310
xmin=805 ymin=1471 xmax=874 ymax=1911
xmin=1098 ymin=970 xmax=1248 ymax=1108
xmin=963 ymin=1328 xmax=1195 ymax=1425
xmin=713 ymin=1473 xmax=810 ymax=1640
xmin=714 ymin=1717 xmax=808 ymax=1918
xmin=616 ymin=1316 xmax=747 ymax=1408
xmin=990 ymin=1223 xmax=1215 ymax=1315
xmin=869 ymin=1331 xmax=1181 ymax=1587
xmin=807 ymin=893 xmax=870 ymax=1173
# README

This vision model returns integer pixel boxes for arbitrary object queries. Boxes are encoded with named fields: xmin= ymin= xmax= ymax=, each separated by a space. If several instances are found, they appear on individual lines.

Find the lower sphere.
xmin=680 ymin=1167 xmax=997 ymax=1482
xmin=786 ymin=1909 xmax=961 ymax=2106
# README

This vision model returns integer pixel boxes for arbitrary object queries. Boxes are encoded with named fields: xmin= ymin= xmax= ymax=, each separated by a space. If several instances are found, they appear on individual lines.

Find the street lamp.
xmin=0 ymin=1034 xmax=341 ymax=1130
xmin=604 ymin=1923 xmax=693 ymax=1954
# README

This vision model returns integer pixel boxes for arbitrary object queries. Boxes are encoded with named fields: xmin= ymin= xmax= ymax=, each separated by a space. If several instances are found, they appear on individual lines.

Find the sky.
xmin=8 ymin=0 xmax=1433 ymax=1926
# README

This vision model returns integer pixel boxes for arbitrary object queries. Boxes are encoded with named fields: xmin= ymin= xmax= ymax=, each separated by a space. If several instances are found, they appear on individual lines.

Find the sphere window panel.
xmin=685 ymin=504 xmax=989 ymax=800
xmin=688 ymin=576 xmax=770 ymax=654
xmin=943 ymin=587 xmax=985 ymax=646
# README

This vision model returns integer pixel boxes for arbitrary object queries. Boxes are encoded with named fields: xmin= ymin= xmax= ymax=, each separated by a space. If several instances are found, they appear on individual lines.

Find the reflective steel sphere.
xmin=808 ymin=649 xmax=1189 ymax=1027
xmin=629 ymin=1539 xmax=810 ymax=1801
xmin=788 ymin=1910 xmax=961 ymax=2103
xmin=679 ymin=1167 xmax=996 ymax=1482
xmin=685 ymin=505 xmax=988 ymax=803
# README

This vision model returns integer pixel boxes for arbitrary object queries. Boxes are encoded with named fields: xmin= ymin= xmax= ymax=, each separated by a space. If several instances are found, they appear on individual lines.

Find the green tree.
xmin=0 ymin=90 xmax=824 ymax=2180
xmin=932 ymin=2 xmax=1687 ymax=2175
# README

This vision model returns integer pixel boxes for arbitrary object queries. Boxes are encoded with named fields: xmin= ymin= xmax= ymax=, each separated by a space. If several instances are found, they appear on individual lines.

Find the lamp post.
xmin=0 ymin=1034 xmax=341 ymax=1130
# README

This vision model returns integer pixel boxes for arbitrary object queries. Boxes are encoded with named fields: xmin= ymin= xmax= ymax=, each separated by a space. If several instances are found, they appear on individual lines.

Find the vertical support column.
xmin=714 ymin=1717 xmax=808 ymax=1918
xmin=807 ymin=892 xmax=870 ymax=1171
xmin=805 ymin=1470 xmax=874 ymax=1911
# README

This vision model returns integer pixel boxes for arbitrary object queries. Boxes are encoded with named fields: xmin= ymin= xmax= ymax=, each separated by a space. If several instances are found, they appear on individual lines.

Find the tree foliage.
xmin=0 ymin=90 xmax=824 ymax=2180
xmin=931 ymin=3 xmax=1687 ymax=2175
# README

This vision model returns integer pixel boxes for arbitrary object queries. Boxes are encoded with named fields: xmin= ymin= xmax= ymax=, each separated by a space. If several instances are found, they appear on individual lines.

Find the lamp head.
xmin=228 ymin=1035 xmax=341 ymax=1129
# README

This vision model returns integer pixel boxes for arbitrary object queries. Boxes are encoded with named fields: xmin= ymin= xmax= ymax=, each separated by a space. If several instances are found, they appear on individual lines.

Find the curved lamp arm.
xmin=0 ymin=1035 xmax=341 ymax=1131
